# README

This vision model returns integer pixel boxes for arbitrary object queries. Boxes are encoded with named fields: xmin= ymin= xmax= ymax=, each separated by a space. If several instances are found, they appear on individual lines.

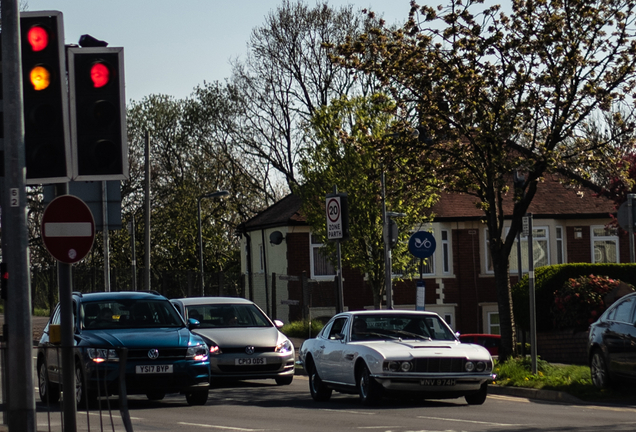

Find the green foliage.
xmin=512 ymin=264 xmax=636 ymax=331
xmin=280 ymin=320 xmax=325 ymax=339
xmin=296 ymin=94 xmax=438 ymax=307
xmin=552 ymin=275 xmax=625 ymax=330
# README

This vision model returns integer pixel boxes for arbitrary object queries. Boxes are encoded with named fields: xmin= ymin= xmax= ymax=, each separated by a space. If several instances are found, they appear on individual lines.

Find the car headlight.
xmin=275 ymin=339 xmax=293 ymax=354
xmin=465 ymin=361 xmax=475 ymax=372
xmin=87 ymin=348 xmax=119 ymax=363
xmin=208 ymin=342 xmax=222 ymax=355
xmin=384 ymin=361 xmax=412 ymax=372
xmin=186 ymin=343 xmax=209 ymax=361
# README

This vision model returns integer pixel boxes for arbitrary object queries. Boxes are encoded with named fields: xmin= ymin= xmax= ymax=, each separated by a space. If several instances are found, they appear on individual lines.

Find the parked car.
xmin=170 ymin=297 xmax=295 ymax=385
xmin=588 ymin=291 xmax=636 ymax=389
xmin=37 ymin=291 xmax=211 ymax=407
xmin=458 ymin=334 xmax=501 ymax=356
xmin=298 ymin=310 xmax=494 ymax=406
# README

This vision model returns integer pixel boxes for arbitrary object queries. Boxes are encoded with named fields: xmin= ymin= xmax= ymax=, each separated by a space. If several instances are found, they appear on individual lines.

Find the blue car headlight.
xmin=275 ymin=339 xmax=293 ymax=354
xmin=187 ymin=343 xmax=209 ymax=361
xmin=87 ymin=348 xmax=119 ymax=363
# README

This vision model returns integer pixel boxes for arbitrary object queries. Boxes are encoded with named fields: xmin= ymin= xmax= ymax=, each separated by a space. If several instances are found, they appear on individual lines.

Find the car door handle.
xmin=344 ymin=354 xmax=354 ymax=361
xmin=319 ymin=345 xmax=325 ymax=349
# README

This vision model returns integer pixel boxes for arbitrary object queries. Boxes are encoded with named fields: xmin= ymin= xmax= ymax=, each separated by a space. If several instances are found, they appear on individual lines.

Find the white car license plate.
xmin=136 ymin=365 xmax=173 ymax=374
xmin=420 ymin=378 xmax=455 ymax=386
xmin=235 ymin=357 xmax=266 ymax=366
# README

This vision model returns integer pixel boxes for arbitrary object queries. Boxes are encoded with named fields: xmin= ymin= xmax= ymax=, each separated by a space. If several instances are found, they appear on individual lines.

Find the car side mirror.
xmin=187 ymin=318 xmax=200 ymax=329
xmin=274 ymin=319 xmax=284 ymax=328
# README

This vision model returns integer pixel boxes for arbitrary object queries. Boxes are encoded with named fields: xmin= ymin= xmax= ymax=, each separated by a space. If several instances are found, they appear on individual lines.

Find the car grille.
xmin=127 ymin=348 xmax=187 ymax=360
xmin=221 ymin=346 xmax=276 ymax=354
xmin=413 ymin=357 xmax=465 ymax=373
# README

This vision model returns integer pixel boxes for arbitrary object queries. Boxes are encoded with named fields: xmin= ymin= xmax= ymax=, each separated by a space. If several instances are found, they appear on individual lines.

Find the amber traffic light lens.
xmin=27 ymin=25 xmax=49 ymax=52
xmin=30 ymin=66 xmax=51 ymax=91
xmin=90 ymin=62 xmax=110 ymax=88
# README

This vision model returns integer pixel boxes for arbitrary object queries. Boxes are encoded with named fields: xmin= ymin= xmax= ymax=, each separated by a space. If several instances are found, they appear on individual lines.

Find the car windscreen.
xmin=185 ymin=303 xmax=272 ymax=328
xmin=82 ymin=299 xmax=185 ymax=329
xmin=351 ymin=314 xmax=456 ymax=341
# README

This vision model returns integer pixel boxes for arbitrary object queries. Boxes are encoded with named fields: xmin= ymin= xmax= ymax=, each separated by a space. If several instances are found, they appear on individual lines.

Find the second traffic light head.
xmin=68 ymin=47 xmax=128 ymax=181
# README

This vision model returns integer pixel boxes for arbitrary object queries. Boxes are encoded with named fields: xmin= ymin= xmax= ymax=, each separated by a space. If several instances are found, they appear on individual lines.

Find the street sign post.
xmin=408 ymin=231 xmax=437 ymax=311
xmin=41 ymin=195 xmax=95 ymax=263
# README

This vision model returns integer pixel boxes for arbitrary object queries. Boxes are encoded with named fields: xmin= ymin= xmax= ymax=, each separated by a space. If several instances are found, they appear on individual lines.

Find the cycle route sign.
xmin=408 ymin=231 xmax=436 ymax=259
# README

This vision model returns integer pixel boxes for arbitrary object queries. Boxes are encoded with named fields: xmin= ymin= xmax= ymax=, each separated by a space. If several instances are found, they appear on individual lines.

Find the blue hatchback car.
xmin=37 ymin=291 xmax=210 ymax=406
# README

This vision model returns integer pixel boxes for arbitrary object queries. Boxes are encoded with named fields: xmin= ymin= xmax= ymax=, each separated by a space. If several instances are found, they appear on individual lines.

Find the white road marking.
xmin=320 ymin=408 xmax=376 ymax=415
xmin=178 ymin=422 xmax=270 ymax=431
xmin=416 ymin=416 xmax=525 ymax=427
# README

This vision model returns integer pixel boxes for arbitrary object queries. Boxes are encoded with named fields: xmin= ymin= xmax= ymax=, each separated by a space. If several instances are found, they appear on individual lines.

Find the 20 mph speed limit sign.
xmin=326 ymin=196 xmax=342 ymax=240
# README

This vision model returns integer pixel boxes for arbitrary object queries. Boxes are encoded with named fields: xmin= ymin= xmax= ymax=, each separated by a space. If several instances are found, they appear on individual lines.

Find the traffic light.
xmin=67 ymin=47 xmax=128 ymax=180
xmin=20 ymin=11 xmax=71 ymax=184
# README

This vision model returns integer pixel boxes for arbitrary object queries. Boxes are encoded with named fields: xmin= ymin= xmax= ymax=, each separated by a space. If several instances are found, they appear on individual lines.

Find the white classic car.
xmin=298 ymin=310 xmax=495 ymax=405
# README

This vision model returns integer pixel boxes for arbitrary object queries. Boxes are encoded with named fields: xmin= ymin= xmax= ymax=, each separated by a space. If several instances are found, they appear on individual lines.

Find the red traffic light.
xmin=90 ymin=62 xmax=110 ymax=88
xmin=27 ymin=25 xmax=49 ymax=52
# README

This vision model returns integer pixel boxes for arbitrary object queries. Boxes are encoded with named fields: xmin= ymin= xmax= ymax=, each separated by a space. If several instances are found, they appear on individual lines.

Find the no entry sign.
xmin=41 ymin=195 xmax=95 ymax=264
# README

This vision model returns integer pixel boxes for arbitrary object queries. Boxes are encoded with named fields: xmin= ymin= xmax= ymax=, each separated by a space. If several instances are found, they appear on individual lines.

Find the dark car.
xmin=588 ymin=291 xmax=636 ymax=388
xmin=170 ymin=297 xmax=295 ymax=385
xmin=458 ymin=334 xmax=501 ymax=356
xmin=37 ymin=291 xmax=211 ymax=407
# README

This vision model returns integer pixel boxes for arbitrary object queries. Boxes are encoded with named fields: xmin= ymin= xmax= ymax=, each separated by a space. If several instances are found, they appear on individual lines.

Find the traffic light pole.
xmin=1 ymin=1 xmax=37 ymax=430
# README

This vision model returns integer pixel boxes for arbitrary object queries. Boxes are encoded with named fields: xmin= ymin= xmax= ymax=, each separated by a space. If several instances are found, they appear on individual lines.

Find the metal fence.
xmin=1 ymin=344 xmax=133 ymax=431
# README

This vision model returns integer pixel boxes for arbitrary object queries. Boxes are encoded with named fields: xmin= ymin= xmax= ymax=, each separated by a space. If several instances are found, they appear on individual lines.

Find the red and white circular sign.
xmin=41 ymin=195 xmax=95 ymax=264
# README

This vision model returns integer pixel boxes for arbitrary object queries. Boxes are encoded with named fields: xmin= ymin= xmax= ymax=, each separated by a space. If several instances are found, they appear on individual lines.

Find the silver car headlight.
xmin=186 ymin=343 xmax=209 ymax=361
xmin=87 ymin=348 xmax=119 ymax=363
xmin=275 ymin=339 xmax=293 ymax=354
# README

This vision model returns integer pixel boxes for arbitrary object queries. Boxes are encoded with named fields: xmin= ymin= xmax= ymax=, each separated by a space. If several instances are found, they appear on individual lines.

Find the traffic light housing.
xmin=20 ymin=11 xmax=71 ymax=184
xmin=68 ymin=47 xmax=128 ymax=180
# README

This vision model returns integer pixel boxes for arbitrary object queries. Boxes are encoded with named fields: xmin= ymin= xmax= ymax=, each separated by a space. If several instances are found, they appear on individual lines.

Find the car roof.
xmin=73 ymin=291 xmax=168 ymax=302
xmin=459 ymin=334 xmax=500 ymax=338
xmin=337 ymin=310 xmax=441 ymax=317
xmin=171 ymin=297 xmax=255 ymax=306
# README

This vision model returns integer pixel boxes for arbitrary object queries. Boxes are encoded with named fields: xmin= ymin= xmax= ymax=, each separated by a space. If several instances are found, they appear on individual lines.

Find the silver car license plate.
xmin=420 ymin=378 xmax=455 ymax=386
xmin=235 ymin=357 xmax=266 ymax=365
xmin=136 ymin=365 xmax=173 ymax=374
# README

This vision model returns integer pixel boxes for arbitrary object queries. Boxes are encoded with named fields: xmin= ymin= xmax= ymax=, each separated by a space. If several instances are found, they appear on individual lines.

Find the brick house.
xmin=236 ymin=175 xmax=622 ymax=333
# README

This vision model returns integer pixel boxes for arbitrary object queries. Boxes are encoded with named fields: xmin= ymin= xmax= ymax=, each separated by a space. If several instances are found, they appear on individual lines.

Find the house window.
xmin=556 ymin=226 xmax=564 ymax=264
xmin=395 ymin=255 xmax=434 ymax=278
xmin=488 ymin=312 xmax=500 ymax=335
xmin=442 ymin=230 xmax=450 ymax=274
xmin=508 ymin=227 xmax=549 ymax=273
xmin=310 ymin=234 xmax=336 ymax=278
xmin=591 ymin=226 xmax=619 ymax=263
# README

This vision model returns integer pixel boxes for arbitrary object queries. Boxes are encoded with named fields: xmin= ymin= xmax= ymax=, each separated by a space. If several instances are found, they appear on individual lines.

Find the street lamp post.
xmin=198 ymin=190 xmax=229 ymax=295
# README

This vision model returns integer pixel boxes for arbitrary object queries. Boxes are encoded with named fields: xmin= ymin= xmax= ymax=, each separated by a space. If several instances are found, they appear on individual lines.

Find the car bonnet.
xmin=81 ymin=326 xmax=196 ymax=348
xmin=193 ymin=326 xmax=282 ymax=348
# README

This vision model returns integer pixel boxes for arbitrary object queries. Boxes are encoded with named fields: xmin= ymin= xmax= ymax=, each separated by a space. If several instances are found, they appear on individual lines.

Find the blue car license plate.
xmin=136 ymin=365 xmax=173 ymax=374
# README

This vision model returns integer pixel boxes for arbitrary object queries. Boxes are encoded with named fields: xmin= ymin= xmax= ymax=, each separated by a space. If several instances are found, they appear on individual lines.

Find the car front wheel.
xmin=308 ymin=361 xmax=332 ymax=402
xmin=357 ymin=363 xmax=382 ymax=406
xmin=465 ymin=382 xmax=488 ymax=405
xmin=75 ymin=362 xmax=96 ymax=409
xmin=590 ymin=349 xmax=611 ymax=389
xmin=38 ymin=360 xmax=60 ymax=404
xmin=185 ymin=390 xmax=208 ymax=406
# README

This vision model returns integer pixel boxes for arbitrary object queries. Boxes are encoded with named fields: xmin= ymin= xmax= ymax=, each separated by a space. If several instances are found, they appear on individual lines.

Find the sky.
xmin=25 ymin=0 xmax=414 ymax=104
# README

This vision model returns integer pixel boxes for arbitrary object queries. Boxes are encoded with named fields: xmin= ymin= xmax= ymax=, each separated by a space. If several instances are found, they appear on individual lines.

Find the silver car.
xmin=170 ymin=297 xmax=295 ymax=385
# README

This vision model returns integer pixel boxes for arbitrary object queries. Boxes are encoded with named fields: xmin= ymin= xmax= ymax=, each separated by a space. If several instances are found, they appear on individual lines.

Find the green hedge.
xmin=511 ymin=263 xmax=636 ymax=332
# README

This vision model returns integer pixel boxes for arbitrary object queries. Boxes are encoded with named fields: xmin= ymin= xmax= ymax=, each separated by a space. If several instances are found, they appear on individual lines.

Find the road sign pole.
xmin=526 ymin=213 xmax=537 ymax=375
xmin=1 ymin=1 xmax=37 ymax=430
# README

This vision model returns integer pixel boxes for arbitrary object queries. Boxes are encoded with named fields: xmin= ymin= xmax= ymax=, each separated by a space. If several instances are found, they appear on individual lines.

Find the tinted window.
xmin=612 ymin=297 xmax=635 ymax=323
xmin=185 ymin=303 xmax=271 ymax=328
xmin=83 ymin=299 xmax=184 ymax=329
xmin=328 ymin=318 xmax=347 ymax=339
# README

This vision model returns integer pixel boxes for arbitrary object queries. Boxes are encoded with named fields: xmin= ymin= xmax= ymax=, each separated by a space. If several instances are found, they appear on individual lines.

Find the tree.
xmin=296 ymin=94 xmax=437 ymax=308
xmin=230 ymin=0 xmax=376 ymax=192
xmin=335 ymin=0 xmax=636 ymax=359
